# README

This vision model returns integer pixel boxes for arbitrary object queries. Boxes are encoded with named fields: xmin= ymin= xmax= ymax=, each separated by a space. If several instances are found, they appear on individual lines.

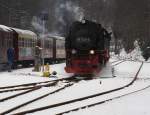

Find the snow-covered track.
xmin=0 ymin=83 xmax=74 ymax=115
xmin=56 ymin=79 xmax=150 ymax=115
xmin=11 ymin=62 xmax=143 ymax=115
xmin=0 ymin=76 xmax=81 ymax=114
xmin=0 ymin=88 xmax=39 ymax=102
xmin=0 ymin=76 xmax=76 ymax=93
xmin=0 ymin=76 xmax=79 ymax=102
xmin=111 ymin=60 xmax=126 ymax=66
xmin=111 ymin=59 xmax=122 ymax=64
xmin=0 ymin=81 xmax=57 ymax=93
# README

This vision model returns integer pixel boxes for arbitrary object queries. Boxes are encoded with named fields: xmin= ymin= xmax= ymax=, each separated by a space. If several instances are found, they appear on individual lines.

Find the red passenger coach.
xmin=38 ymin=35 xmax=65 ymax=63
xmin=65 ymin=19 xmax=111 ymax=75
xmin=0 ymin=25 xmax=13 ymax=64
xmin=11 ymin=28 xmax=37 ymax=66
xmin=55 ymin=37 xmax=66 ymax=62
xmin=0 ymin=24 xmax=66 ymax=69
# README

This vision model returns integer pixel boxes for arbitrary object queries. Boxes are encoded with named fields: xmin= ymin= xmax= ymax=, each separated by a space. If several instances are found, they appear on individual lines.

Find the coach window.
xmin=0 ymin=33 xmax=1 ymax=48
xmin=24 ymin=38 xmax=26 ymax=47
xmin=47 ymin=40 xmax=49 ymax=48
xmin=30 ymin=39 xmax=32 ymax=47
xmin=25 ymin=39 xmax=27 ymax=47
xmin=18 ymin=37 xmax=20 ymax=47
xmin=31 ymin=39 xmax=33 ymax=47
xmin=25 ymin=38 xmax=27 ymax=47
xmin=23 ymin=38 xmax=26 ymax=47
xmin=27 ymin=39 xmax=29 ymax=47
xmin=4 ymin=37 xmax=7 ymax=48
xmin=21 ymin=37 xmax=24 ymax=47
xmin=0 ymin=34 xmax=1 ymax=48
xmin=19 ymin=37 xmax=21 ymax=47
xmin=21 ymin=38 xmax=23 ymax=47
xmin=29 ymin=39 xmax=31 ymax=47
xmin=8 ymin=38 xmax=11 ymax=47
xmin=32 ymin=39 xmax=34 ymax=47
xmin=5 ymin=38 xmax=7 ymax=48
xmin=23 ymin=38 xmax=25 ymax=47
xmin=33 ymin=39 xmax=35 ymax=47
xmin=30 ymin=39 xmax=33 ymax=47
xmin=49 ymin=40 xmax=51 ymax=48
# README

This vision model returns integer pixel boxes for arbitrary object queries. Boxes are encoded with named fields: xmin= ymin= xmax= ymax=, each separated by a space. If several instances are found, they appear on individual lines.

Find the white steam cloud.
xmin=31 ymin=16 xmax=47 ymax=34
xmin=54 ymin=0 xmax=84 ymax=35
xmin=31 ymin=1 xmax=85 ymax=36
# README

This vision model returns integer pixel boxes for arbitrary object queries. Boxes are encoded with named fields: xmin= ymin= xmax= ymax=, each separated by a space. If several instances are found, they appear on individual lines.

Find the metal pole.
xmin=42 ymin=20 xmax=45 ymax=72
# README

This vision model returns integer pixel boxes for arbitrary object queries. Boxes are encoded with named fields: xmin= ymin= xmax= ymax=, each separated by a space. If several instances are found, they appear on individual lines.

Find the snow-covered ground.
xmin=0 ymin=58 xmax=150 ymax=115
xmin=0 ymin=63 xmax=73 ymax=87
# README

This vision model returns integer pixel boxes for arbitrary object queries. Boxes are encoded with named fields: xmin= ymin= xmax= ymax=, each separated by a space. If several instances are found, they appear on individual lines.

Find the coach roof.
xmin=11 ymin=28 xmax=37 ymax=39
xmin=0 ymin=24 xmax=12 ymax=32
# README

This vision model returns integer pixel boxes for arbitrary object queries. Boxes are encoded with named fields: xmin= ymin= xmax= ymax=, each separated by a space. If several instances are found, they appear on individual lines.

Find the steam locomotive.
xmin=0 ymin=24 xmax=65 ymax=69
xmin=65 ymin=19 xmax=111 ymax=75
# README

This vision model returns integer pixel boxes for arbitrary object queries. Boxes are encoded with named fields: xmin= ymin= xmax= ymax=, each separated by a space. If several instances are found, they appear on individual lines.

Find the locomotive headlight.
xmin=72 ymin=49 xmax=77 ymax=54
xmin=90 ymin=50 xmax=95 ymax=54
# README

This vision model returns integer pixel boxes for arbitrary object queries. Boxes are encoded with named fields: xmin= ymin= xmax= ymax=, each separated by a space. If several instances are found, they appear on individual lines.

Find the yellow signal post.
xmin=43 ymin=63 xmax=51 ymax=77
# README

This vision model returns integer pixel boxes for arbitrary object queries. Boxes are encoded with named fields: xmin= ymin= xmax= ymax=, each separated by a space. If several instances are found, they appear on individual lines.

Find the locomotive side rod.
xmin=11 ymin=62 xmax=143 ymax=115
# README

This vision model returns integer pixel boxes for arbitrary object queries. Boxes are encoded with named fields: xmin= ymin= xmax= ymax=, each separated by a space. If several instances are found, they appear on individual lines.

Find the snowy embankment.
xmin=66 ymin=62 xmax=150 ymax=115
xmin=9 ymin=61 xmax=143 ymax=114
xmin=0 ymin=63 xmax=73 ymax=87
xmin=19 ymin=61 xmax=142 ymax=114
xmin=0 ymin=58 xmax=150 ymax=115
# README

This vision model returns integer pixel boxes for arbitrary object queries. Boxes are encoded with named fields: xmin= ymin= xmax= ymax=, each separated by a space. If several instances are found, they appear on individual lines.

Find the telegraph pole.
xmin=40 ymin=12 xmax=48 ymax=71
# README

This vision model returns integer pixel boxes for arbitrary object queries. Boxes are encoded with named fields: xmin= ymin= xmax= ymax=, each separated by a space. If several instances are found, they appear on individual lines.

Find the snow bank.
xmin=119 ymin=41 xmax=145 ymax=61
xmin=0 ymin=25 xmax=12 ymax=32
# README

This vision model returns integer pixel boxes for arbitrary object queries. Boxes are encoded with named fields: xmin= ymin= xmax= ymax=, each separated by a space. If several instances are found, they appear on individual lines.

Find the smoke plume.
xmin=53 ymin=0 xmax=84 ymax=36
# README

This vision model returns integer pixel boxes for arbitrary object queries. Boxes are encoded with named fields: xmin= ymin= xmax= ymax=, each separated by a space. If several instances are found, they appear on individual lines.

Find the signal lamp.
xmin=72 ymin=49 xmax=77 ymax=54
xmin=90 ymin=50 xmax=95 ymax=54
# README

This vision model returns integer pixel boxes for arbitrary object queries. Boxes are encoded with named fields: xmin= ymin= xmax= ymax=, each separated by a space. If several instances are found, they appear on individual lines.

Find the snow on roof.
xmin=0 ymin=24 xmax=12 ymax=32
xmin=39 ymin=34 xmax=65 ymax=40
xmin=52 ymin=35 xmax=65 ymax=40
xmin=11 ymin=28 xmax=37 ymax=39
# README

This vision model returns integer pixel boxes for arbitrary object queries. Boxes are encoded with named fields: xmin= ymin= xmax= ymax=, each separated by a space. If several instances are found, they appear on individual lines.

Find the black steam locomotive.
xmin=65 ymin=19 xmax=111 ymax=75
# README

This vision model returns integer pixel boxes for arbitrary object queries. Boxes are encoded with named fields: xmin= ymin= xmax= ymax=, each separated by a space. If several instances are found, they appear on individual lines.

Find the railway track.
xmin=111 ymin=59 xmax=122 ymax=64
xmin=56 ymin=79 xmax=150 ymax=115
xmin=111 ymin=60 xmax=126 ymax=66
xmin=8 ymin=62 xmax=143 ymax=115
xmin=0 ymin=59 xmax=123 ymax=91
xmin=0 ymin=76 xmax=76 ymax=103
xmin=0 ymin=76 xmax=78 ymax=93
xmin=0 ymin=59 xmax=124 ymax=94
xmin=0 ymin=75 xmax=82 ymax=114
